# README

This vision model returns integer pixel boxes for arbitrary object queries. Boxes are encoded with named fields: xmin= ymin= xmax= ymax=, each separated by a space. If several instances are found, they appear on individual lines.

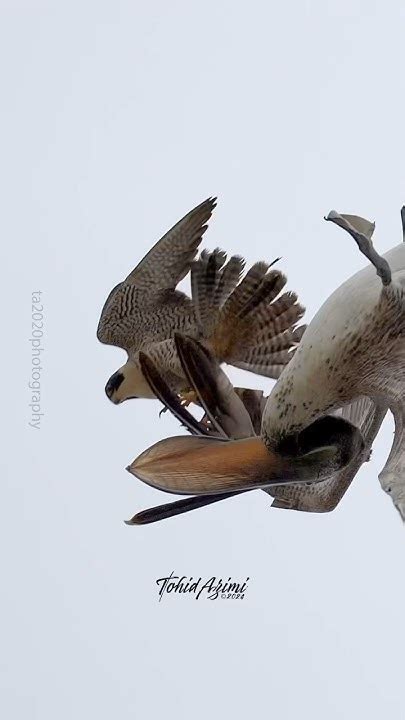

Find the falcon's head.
xmin=105 ymin=360 xmax=156 ymax=403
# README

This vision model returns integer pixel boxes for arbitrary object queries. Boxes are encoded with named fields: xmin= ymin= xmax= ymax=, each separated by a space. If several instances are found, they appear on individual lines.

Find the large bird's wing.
xmin=268 ymin=397 xmax=388 ymax=512
xmin=97 ymin=197 xmax=216 ymax=348
xmin=378 ymin=399 xmax=405 ymax=521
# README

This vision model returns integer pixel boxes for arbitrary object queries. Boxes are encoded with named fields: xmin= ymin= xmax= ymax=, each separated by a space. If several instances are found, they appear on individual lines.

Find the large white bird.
xmin=128 ymin=206 xmax=405 ymax=522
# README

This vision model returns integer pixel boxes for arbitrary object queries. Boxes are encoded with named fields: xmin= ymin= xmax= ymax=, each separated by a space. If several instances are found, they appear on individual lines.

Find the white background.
xmin=3 ymin=1 xmax=405 ymax=718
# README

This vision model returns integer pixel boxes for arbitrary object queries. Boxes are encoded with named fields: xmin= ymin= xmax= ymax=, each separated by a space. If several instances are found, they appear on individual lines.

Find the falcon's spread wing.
xmin=97 ymin=197 xmax=216 ymax=350
xmin=124 ymin=197 xmax=217 ymax=293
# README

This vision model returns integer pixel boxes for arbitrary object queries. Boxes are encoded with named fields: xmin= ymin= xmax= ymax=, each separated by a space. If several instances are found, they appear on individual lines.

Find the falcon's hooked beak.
xmin=105 ymin=360 xmax=156 ymax=403
xmin=105 ymin=371 xmax=126 ymax=403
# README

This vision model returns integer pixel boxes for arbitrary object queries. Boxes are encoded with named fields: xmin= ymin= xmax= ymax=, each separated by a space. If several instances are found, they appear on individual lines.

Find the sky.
xmin=3 ymin=1 xmax=405 ymax=718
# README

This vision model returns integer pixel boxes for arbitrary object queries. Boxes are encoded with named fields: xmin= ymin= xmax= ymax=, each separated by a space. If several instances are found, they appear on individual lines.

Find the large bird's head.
xmin=123 ymin=334 xmax=366 ymax=523
xmin=266 ymin=415 xmax=364 ymax=474
xmin=105 ymin=360 xmax=156 ymax=403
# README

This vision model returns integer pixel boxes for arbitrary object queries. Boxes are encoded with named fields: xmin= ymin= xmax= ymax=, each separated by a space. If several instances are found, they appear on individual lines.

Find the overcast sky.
xmin=3 ymin=1 xmax=405 ymax=718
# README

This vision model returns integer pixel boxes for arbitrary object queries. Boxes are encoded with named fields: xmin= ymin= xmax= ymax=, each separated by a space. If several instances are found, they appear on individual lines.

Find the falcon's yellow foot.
xmin=179 ymin=390 xmax=199 ymax=407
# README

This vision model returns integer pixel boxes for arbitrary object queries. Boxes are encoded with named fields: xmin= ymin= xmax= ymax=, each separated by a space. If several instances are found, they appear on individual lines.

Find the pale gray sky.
xmin=3 ymin=1 xmax=405 ymax=718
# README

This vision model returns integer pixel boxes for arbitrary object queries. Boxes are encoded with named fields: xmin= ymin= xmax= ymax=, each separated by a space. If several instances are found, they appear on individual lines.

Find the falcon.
xmin=97 ymin=197 xmax=304 ymax=404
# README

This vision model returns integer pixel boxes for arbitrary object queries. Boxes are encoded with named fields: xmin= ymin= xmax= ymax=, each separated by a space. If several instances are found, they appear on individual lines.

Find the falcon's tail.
xmin=190 ymin=249 xmax=245 ymax=336
xmin=209 ymin=262 xmax=306 ymax=380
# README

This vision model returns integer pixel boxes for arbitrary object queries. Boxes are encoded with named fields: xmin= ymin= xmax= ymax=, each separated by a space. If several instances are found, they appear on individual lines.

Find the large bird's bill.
xmin=129 ymin=334 xmax=341 ymax=523
xmin=127 ymin=433 xmax=344 ymax=496
xmin=125 ymin=491 xmax=245 ymax=525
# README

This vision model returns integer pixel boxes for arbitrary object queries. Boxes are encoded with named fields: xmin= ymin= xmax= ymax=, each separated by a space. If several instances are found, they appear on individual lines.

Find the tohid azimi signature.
xmin=156 ymin=572 xmax=250 ymax=601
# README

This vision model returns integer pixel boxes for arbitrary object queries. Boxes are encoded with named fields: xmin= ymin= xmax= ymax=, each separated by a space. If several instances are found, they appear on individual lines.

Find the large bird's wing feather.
xmin=174 ymin=334 xmax=256 ymax=439
xmin=138 ymin=351 xmax=222 ymax=437
xmin=97 ymin=197 xmax=216 ymax=347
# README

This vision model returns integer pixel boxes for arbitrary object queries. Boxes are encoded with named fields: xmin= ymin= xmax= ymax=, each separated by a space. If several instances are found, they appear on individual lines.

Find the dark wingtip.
xmin=125 ymin=491 xmax=243 ymax=525
xmin=202 ymin=196 xmax=217 ymax=213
